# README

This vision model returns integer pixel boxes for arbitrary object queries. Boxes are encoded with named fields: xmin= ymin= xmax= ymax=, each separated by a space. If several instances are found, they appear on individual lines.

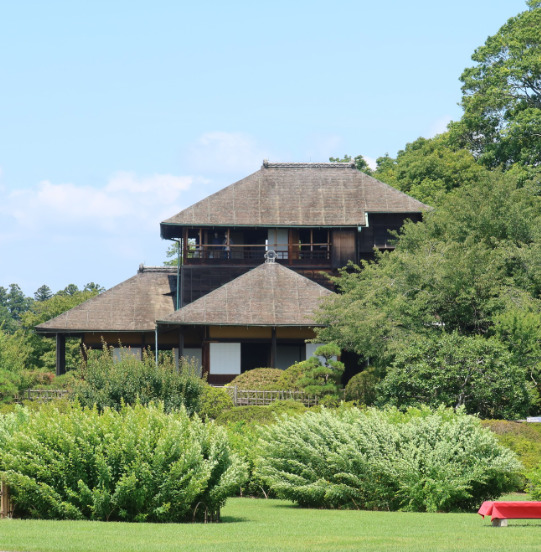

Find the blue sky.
xmin=0 ymin=0 xmax=529 ymax=296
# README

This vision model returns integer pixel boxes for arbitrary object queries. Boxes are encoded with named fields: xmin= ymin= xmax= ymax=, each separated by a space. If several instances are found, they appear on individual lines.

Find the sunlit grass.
xmin=1 ymin=497 xmax=540 ymax=552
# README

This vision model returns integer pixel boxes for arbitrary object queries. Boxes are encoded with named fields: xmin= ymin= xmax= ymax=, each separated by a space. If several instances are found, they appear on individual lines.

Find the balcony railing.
xmin=184 ymin=243 xmax=331 ymax=265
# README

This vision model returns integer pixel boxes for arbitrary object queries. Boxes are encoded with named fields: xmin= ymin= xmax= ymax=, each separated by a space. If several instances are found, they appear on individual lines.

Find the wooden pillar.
xmin=56 ymin=334 xmax=66 ymax=376
xmin=1 ymin=481 xmax=10 ymax=519
xmin=270 ymin=327 xmax=277 ymax=368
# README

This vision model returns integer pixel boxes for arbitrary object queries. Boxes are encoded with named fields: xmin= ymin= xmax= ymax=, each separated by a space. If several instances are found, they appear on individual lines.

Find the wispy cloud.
xmin=1 ymin=172 xmax=196 ymax=237
xmin=187 ymin=131 xmax=272 ymax=175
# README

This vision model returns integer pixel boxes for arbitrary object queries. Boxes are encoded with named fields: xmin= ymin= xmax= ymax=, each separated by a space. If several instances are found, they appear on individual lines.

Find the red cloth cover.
xmin=478 ymin=501 xmax=541 ymax=521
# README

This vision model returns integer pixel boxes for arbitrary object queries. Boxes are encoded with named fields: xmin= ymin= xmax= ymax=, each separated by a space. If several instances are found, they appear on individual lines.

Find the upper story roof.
xmin=35 ymin=266 xmax=176 ymax=334
xmin=160 ymin=161 xmax=429 ymax=238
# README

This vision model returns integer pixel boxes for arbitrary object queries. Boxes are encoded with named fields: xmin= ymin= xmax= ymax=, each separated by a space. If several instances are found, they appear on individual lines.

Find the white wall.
xmin=210 ymin=343 xmax=241 ymax=375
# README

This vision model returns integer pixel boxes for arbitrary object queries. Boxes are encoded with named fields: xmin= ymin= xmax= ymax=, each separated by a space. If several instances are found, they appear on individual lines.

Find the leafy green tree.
xmin=329 ymin=154 xmax=373 ymax=175
xmin=377 ymin=332 xmax=535 ymax=419
xmin=449 ymin=1 xmax=541 ymax=170
xmin=20 ymin=289 xmax=99 ymax=372
xmin=0 ymin=329 xmax=33 ymax=402
xmin=315 ymin=172 xmax=541 ymax=381
xmin=373 ymin=134 xmax=487 ymax=205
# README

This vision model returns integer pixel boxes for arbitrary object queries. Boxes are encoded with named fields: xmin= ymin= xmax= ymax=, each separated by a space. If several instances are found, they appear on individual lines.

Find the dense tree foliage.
xmin=372 ymin=134 xmax=488 ymax=206
xmin=449 ymin=1 xmax=541 ymax=171
xmin=315 ymin=172 xmax=541 ymax=416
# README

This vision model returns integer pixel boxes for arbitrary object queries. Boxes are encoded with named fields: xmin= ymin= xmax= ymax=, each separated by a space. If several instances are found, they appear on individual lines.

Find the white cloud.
xmin=426 ymin=115 xmax=452 ymax=138
xmin=0 ymin=172 xmax=197 ymax=237
xmin=187 ymin=131 xmax=271 ymax=175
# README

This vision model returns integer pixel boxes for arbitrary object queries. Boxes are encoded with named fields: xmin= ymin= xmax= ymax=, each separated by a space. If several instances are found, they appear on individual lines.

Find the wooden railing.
xmin=185 ymin=243 xmax=331 ymax=264
xmin=223 ymin=386 xmax=319 ymax=407
xmin=21 ymin=389 xmax=68 ymax=402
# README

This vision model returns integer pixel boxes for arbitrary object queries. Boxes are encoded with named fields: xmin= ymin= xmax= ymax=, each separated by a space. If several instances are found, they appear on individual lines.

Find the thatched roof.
xmin=161 ymin=161 xmax=428 ymax=238
xmin=36 ymin=267 xmax=177 ymax=334
xmin=158 ymin=261 xmax=333 ymax=327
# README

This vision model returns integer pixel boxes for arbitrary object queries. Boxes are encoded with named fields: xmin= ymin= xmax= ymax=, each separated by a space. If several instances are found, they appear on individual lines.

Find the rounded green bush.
xmin=227 ymin=368 xmax=283 ymax=390
xmin=344 ymin=368 xmax=379 ymax=405
xmin=0 ymin=402 xmax=247 ymax=522
xmin=199 ymin=384 xmax=234 ymax=419
xmin=257 ymin=406 xmax=522 ymax=512
xmin=276 ymin=362 xmax=306 ymax=390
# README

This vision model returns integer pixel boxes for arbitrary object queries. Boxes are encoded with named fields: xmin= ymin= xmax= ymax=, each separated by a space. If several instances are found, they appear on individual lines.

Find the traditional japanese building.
xmin=37 ymin=161 xmax=428 ymax=381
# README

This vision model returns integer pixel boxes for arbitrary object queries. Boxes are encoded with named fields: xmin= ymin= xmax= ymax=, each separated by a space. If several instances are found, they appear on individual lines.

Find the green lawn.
xmin=1 ymin=497 xmax=540 ymax=552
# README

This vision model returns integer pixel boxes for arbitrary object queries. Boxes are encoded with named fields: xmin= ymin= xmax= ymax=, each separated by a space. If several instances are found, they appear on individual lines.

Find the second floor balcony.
xmin=184 ymin=243 xmax=332 ymax=266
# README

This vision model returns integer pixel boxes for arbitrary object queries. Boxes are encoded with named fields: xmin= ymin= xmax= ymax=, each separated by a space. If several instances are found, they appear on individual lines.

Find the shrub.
xmin=298 ymin=344 xmax=344 ymax=398
xmin=70 ymin=346 xmax=204 ymax=414
xmin=0 ymin=403 xmax=247 ymax=522
xmin=257 ymin=406 xmax=521 ymax=512
xmin=227 ymin=368 xmax=283 ymax=390
xmin=276 ymin=362 xmax=307 ymax=390
xmin=199 ymin=384 xmax=234 ymax=419
xmin=344 ymin=368 xmax=380 ymax=405
xmin=216 ymin=400 xmax=307 ymax=426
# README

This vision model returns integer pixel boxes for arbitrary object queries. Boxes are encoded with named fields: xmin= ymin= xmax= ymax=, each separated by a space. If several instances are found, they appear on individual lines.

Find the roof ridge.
xmin=262 ymin=160 xmax=355 ymax=169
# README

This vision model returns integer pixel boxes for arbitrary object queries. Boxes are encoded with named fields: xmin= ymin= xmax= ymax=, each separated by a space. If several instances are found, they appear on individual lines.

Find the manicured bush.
xmin=257 ymin=406 xmax=521 ymax=512
xmin=276 ymin=362 xmax=306 ymax=390
xmin=227 ymin=368 xmax=283 ymax=390
xmin=0 ymin=403 xmax=247 ymax=522
xmin=216 ymin=400 xmax=306 ymax=426
xmin=70 ymin=346 xmax=204 ymax=414
xmin=344 ymin=368 xmax=379 ymax=405
xmin=199 ymin=384 xmax=234 ymax=419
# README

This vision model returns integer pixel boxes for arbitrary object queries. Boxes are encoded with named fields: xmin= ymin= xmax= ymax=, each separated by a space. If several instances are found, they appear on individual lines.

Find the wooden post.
xmin=56 ymin=333 xmax=66 ymax=376
xmin=1 ymin=481 xmax=10 ymax=519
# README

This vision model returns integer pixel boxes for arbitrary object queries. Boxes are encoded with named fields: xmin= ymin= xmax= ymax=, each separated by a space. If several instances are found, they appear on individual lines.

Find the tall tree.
xmin=34 ymin=285 xmax=53 ymax=302
xmin=450 ymin=1 xmax=541 ymax=170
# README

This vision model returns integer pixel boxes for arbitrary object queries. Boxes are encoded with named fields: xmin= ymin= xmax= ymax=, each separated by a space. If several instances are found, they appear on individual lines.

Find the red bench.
xmin=478 ymin=501 xmax=541 ymax=526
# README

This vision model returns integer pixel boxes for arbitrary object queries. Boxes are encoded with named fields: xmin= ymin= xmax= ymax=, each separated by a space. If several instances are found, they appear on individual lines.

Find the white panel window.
xmin=305 ymin=343 xmax=336 ymax=363
xmin=276 ymin=345 xmax=303 ymax=370
xmin=267 ymin=228 xmax=289 ymax=259
xmin=210 ymin=343 xmax=241 ymax=375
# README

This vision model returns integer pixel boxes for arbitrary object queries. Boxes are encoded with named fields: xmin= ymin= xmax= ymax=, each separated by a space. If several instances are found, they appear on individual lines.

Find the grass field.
xmin=1 ymin=496 xmax=540 ymax=552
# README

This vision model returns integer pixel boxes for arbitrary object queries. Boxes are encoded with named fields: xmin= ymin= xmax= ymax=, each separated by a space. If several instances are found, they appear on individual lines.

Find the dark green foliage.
xmin=70 ymin=346 xmax=204 ymax=414
xmin=316 ymin=172 xmax=541 ymax=415
xmin=344 ymin=368 xmax=380 ymax=405
xmin=450 ymin=2 xmax=541 ymax=171
xmin=199 ymin=384 xmax=234 ymax=419
xmin=378 ymin=333 xmax=535 ymax=419
xmin=227 ymin=368 xmax=284 ymax=390
xmin=298 ymin=344 xmax=344 ymax=398
xmin=215 ymin=400 xmax=307 ymax=426
xmin=257 ymin=407 xmax=522 ymax=512
xmin=0 ymin=403 xmax=247 ymax=522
